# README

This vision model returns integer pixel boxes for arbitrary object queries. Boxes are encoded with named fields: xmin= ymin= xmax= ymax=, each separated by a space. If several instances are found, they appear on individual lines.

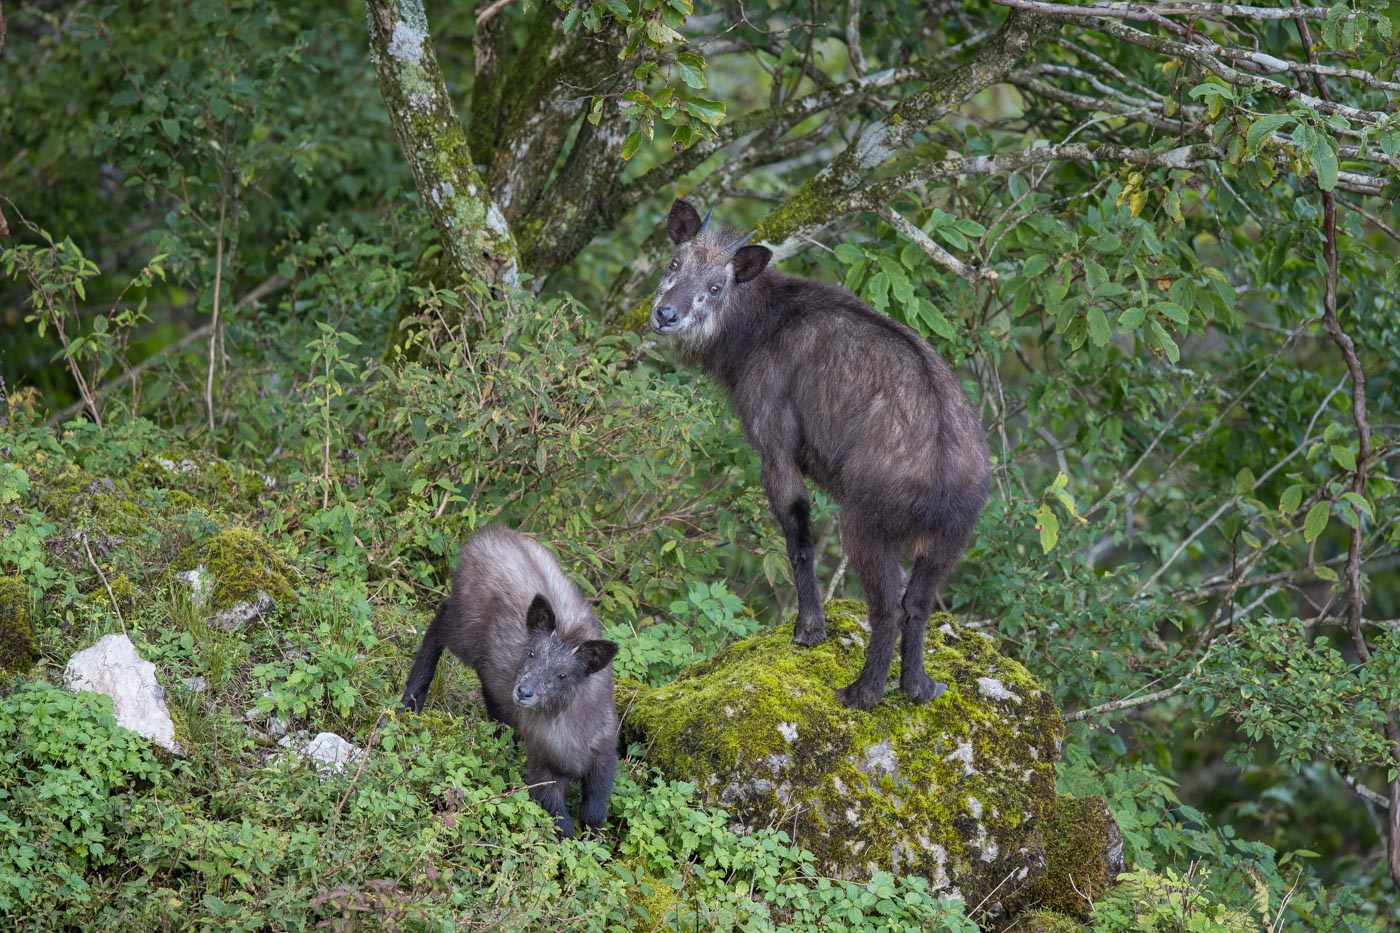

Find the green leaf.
xmin=620 ymin=129 xmax=643 ymax=161
xmin=161 ymin=118 xmax=181 ymax=144
xmin=1036 ymin=503 xmax=1060 ymax=553
xmin=1117 ymin=306 xmax=1146 ymax=331
xmin=1149 ymin=319 xmax=1180 ymax=363
xmin=1279 ymin=484 xmax=1304 ymax=514
xmin=1022 ymin=254 xmax=1048 ymax=278
xmin=1330 ymin=444 xmax=1357 ymax=473
xmin=833 ymin=243 xmax=863 ymax=265
xmin=1234 ymin=467 xmax=1255 ymax=496
xmin=684 ymin=97 xmax=726 ymax=127
xmin=865 ymin=271 xmax=890 ymax=312
xmin=1341 ymin=491 xmax=1373 ymax=521
xmin=1086 ymin=307 xmax=1110 ymax=347
xmin=1083 ymin=257 xmax=1108 ymax=295
xmin=1247 ymin=114 xmax=1294 ymax=151
xmin=1157 ymin=301 xmax=1189 ymax=326
xmin=1314 ymin=565 xmax=1339 ymax=582
xmin=1302 ymin=500 xmax=1330 ymax=543
xmin=917 ymin=301 xmax=957 ymax=340
xmin=676 ymin=53 xmax=707 ymax=89
xmin=1312 ymin=134 xmax=1338 ymax=191
xmin=603 ymin=0 xmax=631 ymax=17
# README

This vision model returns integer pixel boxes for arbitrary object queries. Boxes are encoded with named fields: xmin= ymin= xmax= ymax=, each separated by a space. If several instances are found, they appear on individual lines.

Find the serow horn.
xmin=729 ymin=230 xmax=757 ymax=254
xmin=699 ymin=206 xmax=715 ymax=233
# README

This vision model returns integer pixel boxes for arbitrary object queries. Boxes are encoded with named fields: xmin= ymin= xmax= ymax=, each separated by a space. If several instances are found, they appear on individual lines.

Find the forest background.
xmin=0 ymin=0 xmax=1397 ymax=928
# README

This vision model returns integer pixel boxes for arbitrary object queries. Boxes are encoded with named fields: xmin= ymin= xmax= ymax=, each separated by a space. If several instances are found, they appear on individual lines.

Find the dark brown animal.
xmin=652 ymin=198 xmax=990 ymax=710
xmin=400 ymin=525 xmax=619 ymax=837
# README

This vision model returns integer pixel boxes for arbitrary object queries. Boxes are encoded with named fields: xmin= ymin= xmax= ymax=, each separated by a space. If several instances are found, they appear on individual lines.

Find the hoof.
xmin=901 ymin=672 xmax=948 ymax=704
xmin=792 ymin=616 xmax=828 ymax=647
xmin=835 ymin=682 xmax=882 ymax=711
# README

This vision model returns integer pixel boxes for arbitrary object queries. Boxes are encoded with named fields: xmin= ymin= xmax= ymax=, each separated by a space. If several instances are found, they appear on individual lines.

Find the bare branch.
xmin=1063 ymin=676 xmax=1191 ymax=722
xmin=989 ymin=0 xmax=1353 ymax=24
xmin=475 ymin=0 xmax=514 ymax=27
xmin=873 ymin=203 xmax=998 ymax=283
xmin=844 ymin=0 xmax=868 ymax=75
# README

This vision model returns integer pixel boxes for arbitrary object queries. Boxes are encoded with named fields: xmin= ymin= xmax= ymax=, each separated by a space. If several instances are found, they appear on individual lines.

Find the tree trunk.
xmin=366 ymin=0 xmax=519 ymax=291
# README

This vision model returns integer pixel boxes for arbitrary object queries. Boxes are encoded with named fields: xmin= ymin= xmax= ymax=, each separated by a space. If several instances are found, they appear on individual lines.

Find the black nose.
xmin=516 ymin=684 xmax=534 ymax=700
xmin=655 ymin=305 xmax=679 ymax=327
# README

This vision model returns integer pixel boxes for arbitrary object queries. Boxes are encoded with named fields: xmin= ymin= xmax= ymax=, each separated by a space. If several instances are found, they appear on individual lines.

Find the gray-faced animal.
xmin=652 ymin=198 xmax=991 ymax=711
xmin=400 ymin=525 xmax=619 ymax=837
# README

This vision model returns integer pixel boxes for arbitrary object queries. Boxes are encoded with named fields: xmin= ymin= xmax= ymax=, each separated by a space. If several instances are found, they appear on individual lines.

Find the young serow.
xmin=652 ymin=199 xmax=991 ymax=711
xmin=400 ymin=525 xmax=619 ymax=837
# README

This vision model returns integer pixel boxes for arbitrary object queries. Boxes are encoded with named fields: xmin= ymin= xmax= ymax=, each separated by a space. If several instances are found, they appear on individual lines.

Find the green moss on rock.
xmin=1017 ymin=908 xmax=1086 ymax=933
xmin=168 ymin=529 xmax=296 ymax=628
xmin=0 ymin=576 xmax=40 ymax=675
xmin=623 ymin=598 xmax=1061 ymax=913
xmin=1013 ymin=794 xmax=1124 ymax=918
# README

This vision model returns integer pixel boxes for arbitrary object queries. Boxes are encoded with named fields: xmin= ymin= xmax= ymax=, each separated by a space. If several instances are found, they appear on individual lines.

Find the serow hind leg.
xmin=897 ymin=550 xmax=956 ymax=704
xmin=834 ymin=534 xmax=903 ymax=711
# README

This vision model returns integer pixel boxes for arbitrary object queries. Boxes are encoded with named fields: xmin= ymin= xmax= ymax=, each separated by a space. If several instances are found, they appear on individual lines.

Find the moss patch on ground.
xmin=0 ymin=576 xmax=39 ymax=675
xmin=623 ymin=598 xmax=1062 ymax=913
xmin=167 ymin=528 xmax=296 ymax=621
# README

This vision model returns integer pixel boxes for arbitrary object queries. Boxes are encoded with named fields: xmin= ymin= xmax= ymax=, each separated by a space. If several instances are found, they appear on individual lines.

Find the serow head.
xmin=652 ymin=198 xmax=771 ymax=346
xmin=512 ymin=594 xmax=618 ymax=711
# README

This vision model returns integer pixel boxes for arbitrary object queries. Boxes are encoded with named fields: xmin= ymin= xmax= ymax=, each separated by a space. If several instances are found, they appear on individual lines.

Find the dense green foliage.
xmin=2 ymin=0 xmax=1398 ymax=928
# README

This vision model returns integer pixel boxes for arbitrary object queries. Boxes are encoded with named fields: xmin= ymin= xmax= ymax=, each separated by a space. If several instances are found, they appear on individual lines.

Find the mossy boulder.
xmin=0 ymin=576 xmax=39 ymax=676
xmin=1010 ymin=794 xmax=1124 ymax=919
xmin=623 ymin=598 xmax=1061 ymax=913
xmin=168 ymin=529 xmax=295 ymax=631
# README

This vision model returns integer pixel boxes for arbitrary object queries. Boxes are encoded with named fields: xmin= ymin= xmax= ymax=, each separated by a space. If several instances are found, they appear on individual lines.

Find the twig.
xmin=1135 ymin=376 xmax=1346 ymax=597
xmin=844 ymin=0 xmax=867 ymax=75
xmin=825 ymin=551 xmax=848 ymax=602
xmin=80 ymin=532 xmax=126 ymax=634
xmin=475 ymin=0 xmax=514 ymax=27
xmin=1064 ymin=643 xmax=1217 ymax=722
xmin=1063 ymin=678 xmax=1188 ymax=722
xmin=205 ymin=193 xmax=227 ymax=433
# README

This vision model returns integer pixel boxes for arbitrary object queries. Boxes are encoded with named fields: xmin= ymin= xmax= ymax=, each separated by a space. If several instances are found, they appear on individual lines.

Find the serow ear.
xmin=668 ymin=198 xmax=703 ymax=245
xmin=576 ymin=639 xmax=618 ymax=675
xmin=525 ymin=594 xmax=557 ymax=634
xmin=731 ymin=244 xmax=772 ymax=284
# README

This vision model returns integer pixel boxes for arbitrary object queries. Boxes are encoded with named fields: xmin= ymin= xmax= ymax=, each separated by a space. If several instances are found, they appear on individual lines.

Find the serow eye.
xmin=669 ymin=260 xmax=679 ymax=271
xmin=708 ymin=284 xmax=720 ymax=295
xmin=527 ymin=650 xmax=535 ymax=658
xmin=558 ymin=673 xmax=566 ymax=680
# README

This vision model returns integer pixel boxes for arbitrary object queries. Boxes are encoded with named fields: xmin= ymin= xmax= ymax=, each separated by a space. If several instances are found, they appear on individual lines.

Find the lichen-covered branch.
xmin=366 ymin=0 xmax=519 ymax=288
xmin=988 ymin=0 xmax=1352 ymax=24
xmin=874 ymin=204 xmax=995 ymax=283
xmin=753 ymin=11 xmax=1050 ymax=259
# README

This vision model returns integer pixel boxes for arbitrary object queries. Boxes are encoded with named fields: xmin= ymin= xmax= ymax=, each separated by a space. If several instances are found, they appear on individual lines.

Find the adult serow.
xmin=400 ymin=525 xmax=619 ymax=837
xmin=651 ymin=199 xmax=990 ymax=711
